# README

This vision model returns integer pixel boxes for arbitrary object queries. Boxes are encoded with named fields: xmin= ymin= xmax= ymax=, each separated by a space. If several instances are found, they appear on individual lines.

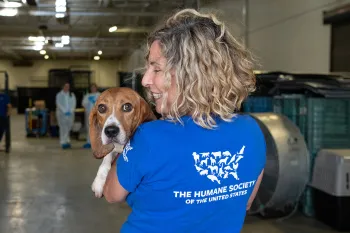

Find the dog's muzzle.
xmin=104 ymin=125 xmax=120 ymax=138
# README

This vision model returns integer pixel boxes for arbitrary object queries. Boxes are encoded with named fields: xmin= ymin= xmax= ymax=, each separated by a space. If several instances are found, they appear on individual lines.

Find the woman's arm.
xmin=103 ymin=158 xmax=129 ymax=203
xmin=246 ymin=169 xmax=264 ymax=211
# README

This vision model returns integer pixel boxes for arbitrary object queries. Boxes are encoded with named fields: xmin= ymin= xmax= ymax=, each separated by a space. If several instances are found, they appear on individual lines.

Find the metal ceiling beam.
xmin=0 ymin=43 xmax=23 ymax=60
xmin=0 ymin=37 xmax=144 ymax=42
xmin=5 ymin=45 xmax=133 ymax=51
xmin=0 ymin=25 xmax=151 ymax=34
xmin=15 ymin=8 xmax=162 ymax=17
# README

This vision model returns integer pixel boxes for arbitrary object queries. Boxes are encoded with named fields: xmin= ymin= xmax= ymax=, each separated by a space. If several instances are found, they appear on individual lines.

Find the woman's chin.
xmin=155 ymin=101 xmax=168 ymax=116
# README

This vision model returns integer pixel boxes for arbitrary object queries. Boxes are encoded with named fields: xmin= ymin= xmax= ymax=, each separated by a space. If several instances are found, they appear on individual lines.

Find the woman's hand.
xmin=103 ymin=156 xmax=129 ymax=203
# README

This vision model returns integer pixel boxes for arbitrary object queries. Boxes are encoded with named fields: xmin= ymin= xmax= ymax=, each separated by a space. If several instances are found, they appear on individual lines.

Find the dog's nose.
xmin=104 ymin=125 xmax=119 ymax=138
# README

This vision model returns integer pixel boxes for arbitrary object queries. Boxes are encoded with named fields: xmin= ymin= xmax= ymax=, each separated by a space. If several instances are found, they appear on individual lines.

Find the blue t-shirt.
xmin=117 ymin=114 xmax=266 ymax=233
xmin=0 ymin=93 xmax=10 ymax=117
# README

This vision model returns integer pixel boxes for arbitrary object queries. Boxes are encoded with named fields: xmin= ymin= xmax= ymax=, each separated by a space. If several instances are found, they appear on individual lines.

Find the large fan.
xmin=248 ymin=113 xmax=310 ymax=218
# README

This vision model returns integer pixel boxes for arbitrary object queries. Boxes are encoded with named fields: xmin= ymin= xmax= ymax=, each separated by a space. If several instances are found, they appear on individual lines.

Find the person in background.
xmin=55 ymin=82 xmax=76 ymax=149
xmin=0 ymin=89 xmax=11 ymax=145
xmin=82 ymin=83 xmax=100 ymax=149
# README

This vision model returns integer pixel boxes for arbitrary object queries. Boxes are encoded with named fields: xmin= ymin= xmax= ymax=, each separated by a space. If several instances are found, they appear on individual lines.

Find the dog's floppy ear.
xmin=89 ymin=105 xmax=114 ymax=159
xmin=131 ymin=97 xmax=156 ymax=135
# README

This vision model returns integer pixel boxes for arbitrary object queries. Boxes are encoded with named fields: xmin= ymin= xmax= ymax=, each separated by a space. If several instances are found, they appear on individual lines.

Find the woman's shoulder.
xmin=137 ymin=119 xmax=171 ymax=133
xmin=224 ymin=113 xmax=261 ymax=130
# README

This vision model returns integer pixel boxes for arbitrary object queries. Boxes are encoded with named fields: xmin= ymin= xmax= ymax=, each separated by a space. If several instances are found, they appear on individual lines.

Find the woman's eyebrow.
xmin=149 ymin=61 xmax=161 ymax=66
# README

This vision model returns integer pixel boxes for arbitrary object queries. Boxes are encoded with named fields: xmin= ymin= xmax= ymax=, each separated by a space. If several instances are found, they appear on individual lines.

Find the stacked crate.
xmin=242 ymin=72 xmax=350 ymax=217
xmin=272 ymin=96 xmax=350 ymax=216
xmin=242 ymin=96 xmax=273 ymax=113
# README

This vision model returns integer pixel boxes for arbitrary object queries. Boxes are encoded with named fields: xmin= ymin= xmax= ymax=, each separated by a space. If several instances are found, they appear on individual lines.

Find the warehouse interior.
xmin=1 ymin=0 xmax=350 ymax=232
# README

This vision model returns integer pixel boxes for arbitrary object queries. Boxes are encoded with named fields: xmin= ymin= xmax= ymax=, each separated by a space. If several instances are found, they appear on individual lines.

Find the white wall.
xmin=247 ymin=0 xmax=350 ymax=73
xmin=200 ymin=0 xmax=246 ymax=41
xmin=0 ymin=59 xmax=121 ymax=89
xmin=114 ymin=0 xmax=350 ymax=74
xmin=119 ymin=0 xmax=247 ymax=72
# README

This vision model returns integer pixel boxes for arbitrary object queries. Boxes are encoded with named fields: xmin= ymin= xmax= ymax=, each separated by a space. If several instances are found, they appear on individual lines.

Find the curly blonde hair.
xmin=145 ymin=9 xmax=256 ymax=129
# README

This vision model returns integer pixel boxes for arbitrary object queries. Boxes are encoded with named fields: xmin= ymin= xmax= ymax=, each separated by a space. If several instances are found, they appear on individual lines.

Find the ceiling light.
xmin=109 ymin=26 xmax=118 ymax=32
xmin=44 ymin=55 xmax=49 ymax=59
xmin=61 ymin=35 xmax=70 ymax=45
xmin=55 ymin=13 xmax=65 ymax=18
xmin=94 ymin=56 xmax=100 ymax=61
xmin=55 ymin=2 xmax=66 ymax=6
xmin=28 ymin=36 xmax=45 ymax=42
xmin=55 ymin=6 xmax=66 ymax=12
xmin=98 ymin=50 xmax=102 ymax=55
xmin=33 ymin=45 xmax=43 ymax=51
xmin=0 ymin=8 xmax=18 ymax=17
xmin=55 ymin=43 xmax=64 ymax=48
xmin=22 ymin=0 xmax=27 ymax=3
xmin=4 ymin=2 xmax=22 ymax=7
xmin=34 ymin=41 xmax=45 ymax=46
xmin=56 ymin=0 xmax=66 ymax=4
xmin=40 ymin=50 xmax=46 ymax=55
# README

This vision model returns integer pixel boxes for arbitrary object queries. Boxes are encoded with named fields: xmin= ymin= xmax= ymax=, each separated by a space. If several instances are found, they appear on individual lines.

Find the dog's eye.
xmin=122 ymin=103 xmax=133 ymax=112
xmin=98 ymin=104 xmax=107 ymax=113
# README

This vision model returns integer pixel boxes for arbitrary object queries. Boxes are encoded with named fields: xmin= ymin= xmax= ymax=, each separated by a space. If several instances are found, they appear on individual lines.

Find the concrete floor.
xmin=0 ymin=114 xmax=341 ymax=233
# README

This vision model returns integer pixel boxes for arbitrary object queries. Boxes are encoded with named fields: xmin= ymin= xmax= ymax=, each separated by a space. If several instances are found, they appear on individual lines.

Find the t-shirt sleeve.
xmin=117 ymin=126 xmax=151 ymax=193
xmin=5 ymin=94 xmax=10 ymax=105
xmin=249 ymin=116 xmax=267 ymax=173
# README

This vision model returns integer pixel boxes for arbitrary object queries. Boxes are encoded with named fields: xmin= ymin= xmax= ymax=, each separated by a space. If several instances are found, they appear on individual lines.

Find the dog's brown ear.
xmin=131 ymin=97 xmax=156 ymax=135
xmin=89 ymin=106 xmax=114 ymax=159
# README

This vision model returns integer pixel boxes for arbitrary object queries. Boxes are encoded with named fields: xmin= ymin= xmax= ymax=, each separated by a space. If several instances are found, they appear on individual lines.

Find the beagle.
xmin=90 ymin=87 xmax=156 ymax=198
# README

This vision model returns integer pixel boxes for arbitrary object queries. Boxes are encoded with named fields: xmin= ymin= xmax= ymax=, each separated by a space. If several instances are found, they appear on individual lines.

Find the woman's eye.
xmin=98 ymin=104 xmax=107 ymax=113
xmin=122 ymin=103 xmax=133 ymax=112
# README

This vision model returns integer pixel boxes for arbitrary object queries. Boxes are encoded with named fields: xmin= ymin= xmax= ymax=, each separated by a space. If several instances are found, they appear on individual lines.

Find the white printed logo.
xmin=192 ymin=146 xmax=245 ymax=185
xmin=122 ymin=141 xmax=133 ymax=162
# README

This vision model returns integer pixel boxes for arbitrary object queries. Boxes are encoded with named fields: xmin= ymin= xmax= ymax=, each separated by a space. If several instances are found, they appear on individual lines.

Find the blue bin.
xmin=25 ymin=108 xmax=48 ymax=136
xmin=242 ymin=97 xmax=273 ymax=113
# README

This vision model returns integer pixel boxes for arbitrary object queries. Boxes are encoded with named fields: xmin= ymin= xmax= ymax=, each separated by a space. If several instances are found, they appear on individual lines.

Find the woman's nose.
xmin=141 ymin=70 xmax=152 ymax=87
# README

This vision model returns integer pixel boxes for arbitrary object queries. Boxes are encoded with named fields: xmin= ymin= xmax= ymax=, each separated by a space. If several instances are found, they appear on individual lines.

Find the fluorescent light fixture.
xmin=94 ymin=56 xmax=100 ymax=60
xmin=29 ymin=36 xmax=45 ymax=42
xmin=109 ymin=26 xmax=118 ymax=32
xmin=56 ymin=0 xmax=66 ymax=4
xmin=0 ymin=8 xmax=18 ymax=17
xmin=4 ymin=2 xmax=22 ymax=7
xmin=22 ymin=0 xmax=27 ymax=3
xmin=61 ymin=35 xmax=70 ymax=45
xmin=35 ymin=42 xmax=45 ymax=47
xmin=98 ymin=50 xmax=102 ymax=55
xmin=55 ymin=13 xmax=65 ymax=18
xmin=55 ymin=43 xmax=64 ymax=48
xmin=33 ymin=45 xmax=43 ymax=51
xmin=55 ymin=6 xmax=66 ymax=12
xmin=55 ymin=2 xmax=66 ymax=6
xmin=44 ymin=55 xmax=49 ymax=59
xmin=40 ymin=50 xmax=46 ymax=55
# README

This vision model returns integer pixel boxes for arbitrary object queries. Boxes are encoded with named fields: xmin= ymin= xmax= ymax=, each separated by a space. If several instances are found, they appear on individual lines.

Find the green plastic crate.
xmin=306 ymin=98 xmax=350 ymax=156
xmin=273 ymin=94 xmax=307 ymax=136
xmin=273 ymin=96 xmax=350 ymax=217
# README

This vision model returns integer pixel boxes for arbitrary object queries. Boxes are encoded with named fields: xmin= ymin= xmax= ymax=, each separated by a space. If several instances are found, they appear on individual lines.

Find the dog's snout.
xmin=104 ymin=125 xmax=119 ymax=138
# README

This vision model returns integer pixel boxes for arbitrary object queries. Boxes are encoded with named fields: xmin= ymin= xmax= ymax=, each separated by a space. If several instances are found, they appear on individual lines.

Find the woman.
xmin=55 ymin=82 xmax=76 ymax=149
xmin=82 ymin=83 xmax=100 ymax=148
xmin=103 ymin=9 xmax=266 ymax=233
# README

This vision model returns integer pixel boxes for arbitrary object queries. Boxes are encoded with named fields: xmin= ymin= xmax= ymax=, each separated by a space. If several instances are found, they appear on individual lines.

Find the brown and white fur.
xmin=89 ymin=87 xmax=156 ymax=197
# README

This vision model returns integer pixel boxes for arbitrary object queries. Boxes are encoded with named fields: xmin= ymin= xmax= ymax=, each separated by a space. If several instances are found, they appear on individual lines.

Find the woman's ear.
xmin=89 ymin=106 xmax=114 ymax=159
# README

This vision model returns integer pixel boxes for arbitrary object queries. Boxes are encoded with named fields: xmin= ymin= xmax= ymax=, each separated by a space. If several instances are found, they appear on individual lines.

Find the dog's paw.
xmin=91 ymin=177 xmax=105 ymax=198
